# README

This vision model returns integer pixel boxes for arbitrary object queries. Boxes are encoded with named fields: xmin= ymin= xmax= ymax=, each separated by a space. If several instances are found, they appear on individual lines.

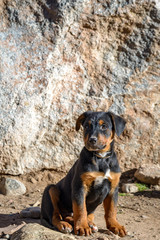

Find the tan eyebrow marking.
xmin=99 ymin=120 xmax=104 ymax=125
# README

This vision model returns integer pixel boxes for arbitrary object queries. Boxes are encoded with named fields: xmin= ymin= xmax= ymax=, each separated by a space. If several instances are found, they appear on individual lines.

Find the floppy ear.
xmin=76 ymin=111 xmax=92 ymax=131
xmin=108 ymin=112 xmax=126 ymax=137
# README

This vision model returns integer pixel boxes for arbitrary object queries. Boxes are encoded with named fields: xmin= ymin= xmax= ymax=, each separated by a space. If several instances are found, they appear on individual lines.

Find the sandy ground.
xmin=0 ymin=170 xmax=160 ymax=240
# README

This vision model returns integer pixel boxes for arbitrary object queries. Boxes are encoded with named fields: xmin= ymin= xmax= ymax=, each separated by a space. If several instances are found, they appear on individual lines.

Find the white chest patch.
xmin=94 ymin=169 xmax=111 ymax=186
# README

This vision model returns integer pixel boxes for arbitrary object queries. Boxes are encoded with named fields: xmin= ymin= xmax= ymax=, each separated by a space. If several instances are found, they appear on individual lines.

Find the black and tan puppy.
xmin=41 ymin=111 xmax=127 ymax=237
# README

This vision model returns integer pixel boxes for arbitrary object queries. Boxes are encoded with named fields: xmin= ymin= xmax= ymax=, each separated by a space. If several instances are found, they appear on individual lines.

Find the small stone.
xmin=20 ymin=207 xmax=41 ymax=219
xmin=141 ymin=215 xmax=149 ymax=219
xmin=118 ymin=209 xmax=123 ymax=213
xmin=30 ymin=207 xmax=41 ymax=218
xmin=121 ymin=183 xmax=138 ymax=193
xmin=134 ymin=218 xmax=141 ymax=222
xmin=48 ymin=172 xmax=53 ymax=181
xmin=11 ymin=206 xmax=16 ymax=209
xmin=27 ymin=177 xmax=37 ymax=184
xmin=33 ymin=199 xmax=41 ymax=207
xmin=35 ymin=175 xmax=42 ymax=182
xmin=19 ymin=210 xmax=31 ymax=218
xmin=0 ymin=177 xmax=26 ymax=196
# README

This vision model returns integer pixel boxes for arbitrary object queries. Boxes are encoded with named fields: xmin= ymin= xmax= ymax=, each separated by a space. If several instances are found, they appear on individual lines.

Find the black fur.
xmin=41 ymin=111 xmax=126 ymax=235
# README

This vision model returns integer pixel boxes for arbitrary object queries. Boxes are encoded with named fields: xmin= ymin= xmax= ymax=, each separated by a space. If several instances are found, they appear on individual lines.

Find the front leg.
xmin=72 ymin=174 xmax=92 ymax=236
xmin=103 ymin=187 xmax=126 ymax=237
xmin=103 ymin=172 xmax=126 ymax=237
xmin=72 ymin=198 xmax=92 ymax=236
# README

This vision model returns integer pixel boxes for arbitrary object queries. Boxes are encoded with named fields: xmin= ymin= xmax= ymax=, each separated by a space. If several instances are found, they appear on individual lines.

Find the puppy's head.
xmin=76 ymin=111 xmax=126 ymax=152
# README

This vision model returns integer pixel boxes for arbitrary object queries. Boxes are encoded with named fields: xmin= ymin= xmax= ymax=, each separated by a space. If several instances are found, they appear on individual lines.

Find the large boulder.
xmin=135 ymin=164 xmax=160 ymax=185
xmin=0 ymin=0 xmax=159 ymax=174
xmin=11 ymin=223 xmax=76 ymax=240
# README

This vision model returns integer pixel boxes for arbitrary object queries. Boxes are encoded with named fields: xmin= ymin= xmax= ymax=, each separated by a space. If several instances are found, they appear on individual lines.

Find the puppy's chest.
xmin=81 ymin=169 xmax=112 ymax=190
xmin=81 ymin=168 xmax=121 ymax=194
xmin=93 ymin=169 xmax=111 ymax=186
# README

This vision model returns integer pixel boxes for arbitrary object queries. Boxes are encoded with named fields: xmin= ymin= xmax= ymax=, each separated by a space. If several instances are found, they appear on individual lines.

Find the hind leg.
xmin=48 ymin=186 xmax=73 ymax=233
xmin=64 ymin=214 xmax=74 ymax=226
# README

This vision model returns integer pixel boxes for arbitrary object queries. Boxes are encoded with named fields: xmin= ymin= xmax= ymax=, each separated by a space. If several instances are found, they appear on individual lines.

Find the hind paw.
xmin=57 ymin=221 xmax=73 ymax=233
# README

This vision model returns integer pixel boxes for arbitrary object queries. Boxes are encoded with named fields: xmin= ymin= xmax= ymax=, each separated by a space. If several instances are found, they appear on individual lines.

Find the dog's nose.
xmin=89 ymin=136 xmax=97 ymax=144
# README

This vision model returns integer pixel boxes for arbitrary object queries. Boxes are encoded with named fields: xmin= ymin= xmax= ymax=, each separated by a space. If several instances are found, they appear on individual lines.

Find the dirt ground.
xmin=0 ymin=170 xmax=160 ymax=240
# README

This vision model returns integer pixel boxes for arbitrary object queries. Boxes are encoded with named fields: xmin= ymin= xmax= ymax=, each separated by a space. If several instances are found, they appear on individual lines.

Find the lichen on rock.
xmin=0 ymin=0 xmax=159 ymax=175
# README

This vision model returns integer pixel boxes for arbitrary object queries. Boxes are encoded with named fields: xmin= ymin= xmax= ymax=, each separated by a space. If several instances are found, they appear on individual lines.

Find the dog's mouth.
xmin=85 ymin=143 xmax=107 ymax=152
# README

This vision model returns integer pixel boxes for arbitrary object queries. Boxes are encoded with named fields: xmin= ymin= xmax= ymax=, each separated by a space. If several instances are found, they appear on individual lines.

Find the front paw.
xmin=74 ymin=221 xmax=92 ymax=236
xmin=107 ymin=219 xmax=126 ymax=237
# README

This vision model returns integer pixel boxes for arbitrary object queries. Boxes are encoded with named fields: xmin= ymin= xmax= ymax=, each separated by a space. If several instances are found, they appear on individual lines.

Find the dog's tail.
xmin=41 ymin=184 xmax=59 ymax=230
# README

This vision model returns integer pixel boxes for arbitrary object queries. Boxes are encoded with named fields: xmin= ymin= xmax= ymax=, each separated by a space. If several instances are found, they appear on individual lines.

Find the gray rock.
xmin=134 ymin=164 xmax=160 ymax=185
xmin=11 ymin=223 xmax=76 ymax=240
xmin=0 ymin=177 xmax=26 ymax=196
xmin=121 ymin=183 xmax=139 ymax=193
xmin=20 ymin=207 xmax=41 ymax=219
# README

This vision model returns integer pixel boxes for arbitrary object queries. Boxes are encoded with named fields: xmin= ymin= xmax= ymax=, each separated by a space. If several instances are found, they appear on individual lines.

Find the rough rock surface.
xmin=134 ymin=164 xmax=160 ymax=185
xmin=0 ymin=0 xmax=160 ymax=174
xmin=10 ymin=223 xmax=76 ymax=240
xmin=0 ymin=177 xmax=26 ymax=196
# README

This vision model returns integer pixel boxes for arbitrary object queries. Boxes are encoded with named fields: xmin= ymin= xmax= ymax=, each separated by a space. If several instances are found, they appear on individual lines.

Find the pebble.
xmin=20 ymin=207 xmax=41 ymax=219
xmin=118 ymin=209 xmax=123 ymax=213
xmin=11 ymin=206 xmax=16 ymax=209
xmin=134 ymin=218 xmax=141 ymax=222
xmin=127 ymin=231 xmax=135 ymax=237
xmin=122 ymin=183 xmax=138 ymax=193
xmin=35 ymin=175 xmax=42 ymax=182
xmin=48 ymin=172 xmax=53 ymax=181
xmin=33 ymin=199 xmax=41 ymax=207
xmin=27 ymin=176 xmax=37 ymax=184
xmin=141 ymin=215 xmax=149 ymax=219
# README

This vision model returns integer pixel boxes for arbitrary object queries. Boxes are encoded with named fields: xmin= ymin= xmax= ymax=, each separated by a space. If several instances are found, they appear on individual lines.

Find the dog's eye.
xmin=100 ymin=124 xmax=107 ymax=130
